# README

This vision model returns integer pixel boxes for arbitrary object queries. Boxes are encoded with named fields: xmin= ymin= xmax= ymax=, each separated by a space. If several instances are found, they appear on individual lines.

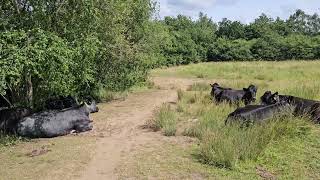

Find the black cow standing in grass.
xmin=16 ymin=101 xmax=99 ymax=138
xmin=217 ymin=84 xmax=258 ymax=105
xmin=210 ymin=83 xmax=232 ymax=101
xmin=0 ymin=107 xmax=32 ymax=133
xmin=260 ymin=91 xmax=320 ymax=123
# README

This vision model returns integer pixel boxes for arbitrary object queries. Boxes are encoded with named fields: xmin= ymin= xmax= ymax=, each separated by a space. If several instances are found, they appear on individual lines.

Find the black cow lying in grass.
xmin=0 ymin=107 xmax=32 ymax=133
xmin=225 ymin=101 xmax=293 ymax=126
xmin=16 ymin=101 xmax=98 ymax=138
xmin=216 ymin=84 xmax=258 ymax=105
xmin=260 ymin=91 xmax=320 ymax=123
xmin=45 ymin=95 xmax=78 ymax=110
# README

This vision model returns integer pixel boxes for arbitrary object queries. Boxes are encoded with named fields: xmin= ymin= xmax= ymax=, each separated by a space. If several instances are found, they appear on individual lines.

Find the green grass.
xmin=0 ymin=134 xmax=24 ymax=147
xmin=187 ymin=82 xmax=211 ymax=91
xmin=152 ymin=61 xmax=320 ymax=100
xmin=147 ymin=61 xmax=320 ymax=178
xmin=154 ymin=104 xmax=177 ymax=136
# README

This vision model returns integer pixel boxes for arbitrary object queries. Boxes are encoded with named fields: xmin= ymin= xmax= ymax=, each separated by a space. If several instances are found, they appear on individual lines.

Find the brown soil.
xmin=78 ymin=77 xmax=198 ymax=179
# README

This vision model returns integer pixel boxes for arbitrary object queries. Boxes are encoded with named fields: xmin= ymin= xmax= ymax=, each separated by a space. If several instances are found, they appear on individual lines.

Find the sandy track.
xmin=78 ymin=89 xmax=178 ymax=180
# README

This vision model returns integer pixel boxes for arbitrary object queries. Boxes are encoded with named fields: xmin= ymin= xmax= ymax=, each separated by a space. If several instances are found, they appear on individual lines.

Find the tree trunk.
xmin=26 ymin=74 xmax=33 ymax=108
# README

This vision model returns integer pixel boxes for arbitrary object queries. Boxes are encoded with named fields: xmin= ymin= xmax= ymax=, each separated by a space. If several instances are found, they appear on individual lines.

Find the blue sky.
xmin=158 ymin=0 xmax=320 ymax=23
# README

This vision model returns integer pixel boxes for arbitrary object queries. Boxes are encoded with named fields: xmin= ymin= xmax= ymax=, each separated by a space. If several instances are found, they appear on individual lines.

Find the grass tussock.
xmin=154 ymin=104 xmax=177 ymax=136
xmin=199 ymin=118 xmax=311 ymax=169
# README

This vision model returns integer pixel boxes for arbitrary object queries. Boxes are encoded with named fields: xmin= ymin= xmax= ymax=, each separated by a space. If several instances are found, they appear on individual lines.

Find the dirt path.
xmin=78 ymin=77 xmax=199 ymax=179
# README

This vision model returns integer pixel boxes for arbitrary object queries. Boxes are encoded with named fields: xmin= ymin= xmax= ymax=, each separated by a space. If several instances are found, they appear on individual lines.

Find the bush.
xmin=281 ymin=34 xmax=316 ymax=60
xmin=208 ymin=38 xmax=253 ymax=61
xmin=251 ymin=34 xmax=283 ymax=60
xmin=0 ymin=29 xmax=78 ymax=107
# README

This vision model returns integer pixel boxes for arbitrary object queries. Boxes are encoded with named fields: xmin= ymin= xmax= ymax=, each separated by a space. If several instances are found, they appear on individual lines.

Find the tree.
xmin=217 ymin=18 xmax=245 ymax=40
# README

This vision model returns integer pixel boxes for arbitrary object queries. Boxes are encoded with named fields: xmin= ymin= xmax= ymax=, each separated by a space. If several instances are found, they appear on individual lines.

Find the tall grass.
xmin=187 ymin=82 xmax=210 ymax=91
xmin=199 ymin=117 xmax=311 ymax=169
xmin=154 ymin=104 xmax=177 ymax=136
xmin=176 ymin=83 xmax=315 ymax=169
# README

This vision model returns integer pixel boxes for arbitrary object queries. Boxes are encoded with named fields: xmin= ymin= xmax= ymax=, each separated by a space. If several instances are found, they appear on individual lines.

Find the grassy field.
xmin=152 ymin=61 xmax=320 ymax=100
xmin=136 ymin=61 xmax=320 ymax=179
xmin=2 ymin=61 xmax=320 ymax=179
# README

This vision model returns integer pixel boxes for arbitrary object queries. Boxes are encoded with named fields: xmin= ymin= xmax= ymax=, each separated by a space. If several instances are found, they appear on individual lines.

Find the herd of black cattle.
xmin=210 ymin=83 xmax=320 ymax=126
xmin=1 ymin=82 xmax=319 ymax=139
xmin=0 ymin=96 xmax=99 ymax=138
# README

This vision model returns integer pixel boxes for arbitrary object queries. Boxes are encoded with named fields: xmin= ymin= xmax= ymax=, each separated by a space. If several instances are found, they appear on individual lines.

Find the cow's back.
xmin=17 ymin=107 xmax=89 ymax=138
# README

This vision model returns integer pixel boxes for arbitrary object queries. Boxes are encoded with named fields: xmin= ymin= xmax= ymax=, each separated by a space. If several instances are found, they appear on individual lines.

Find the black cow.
xmin=45 ymin=95 xmax=78 ymax=110
xmin=217 ymin=85 xmax=258 ymax=105
xmin=260 ymin=91 xmax=319 ymax=117
xmin=16 ymin=102 xmax=98 ymax=138
xmin=260 ymin=91 xmax=280 ymax=105
xmin=225 ymin=102 xmax=293 ymax=126
xmin=0 ymin=107 xmax=32 ymax=133
xmin=210 ymin=83 xmax=232 ymax=101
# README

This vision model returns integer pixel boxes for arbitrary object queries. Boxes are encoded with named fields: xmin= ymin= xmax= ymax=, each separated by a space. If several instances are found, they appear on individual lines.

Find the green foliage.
xmin=208 ymin=38 xmax=254 ymax=61
xmin=0 ymin=0 xmax=156 ymax=107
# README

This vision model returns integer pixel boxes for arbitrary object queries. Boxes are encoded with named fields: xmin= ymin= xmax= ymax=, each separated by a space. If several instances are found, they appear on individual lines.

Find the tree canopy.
xmin=1 ymin=1 xmax=319 ymax=108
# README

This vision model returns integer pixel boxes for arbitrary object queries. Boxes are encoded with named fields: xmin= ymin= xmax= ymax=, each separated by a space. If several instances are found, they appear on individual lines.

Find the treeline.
xmin=156 ymin=10 xmax=320 ymax=66
xmin=1 ymin=0 xmax=320 ymax=108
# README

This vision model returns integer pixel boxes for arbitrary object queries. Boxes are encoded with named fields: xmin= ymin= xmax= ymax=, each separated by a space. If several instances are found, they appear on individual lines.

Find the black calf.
xmin=0 ymin=107 xmax=32 ymax=133
xmin=45 ymin=95 xmax=78 ymax=110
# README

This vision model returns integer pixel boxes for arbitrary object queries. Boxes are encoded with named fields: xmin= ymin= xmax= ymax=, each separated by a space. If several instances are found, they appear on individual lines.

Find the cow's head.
xmin=242 ymin=85 xmax=258 ymax=105
xmin=210 ymin=83 xmax=221 ymax=97
xmin=260 ymin=91 xmax=280 ymax=105
xmin=210 ymin=83 xmax=220 ymax=88
xmin=86 ymin=100 xmax=99 ymax=113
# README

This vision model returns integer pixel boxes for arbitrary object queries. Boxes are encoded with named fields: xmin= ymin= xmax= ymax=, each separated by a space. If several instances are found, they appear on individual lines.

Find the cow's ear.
xmin=274 ymin=92 xmax=279 ymax=95
xmin=243 ymin=88 xmax=248 ymax=91
xmin=210 ymin=84 xmax=213 ymax=87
